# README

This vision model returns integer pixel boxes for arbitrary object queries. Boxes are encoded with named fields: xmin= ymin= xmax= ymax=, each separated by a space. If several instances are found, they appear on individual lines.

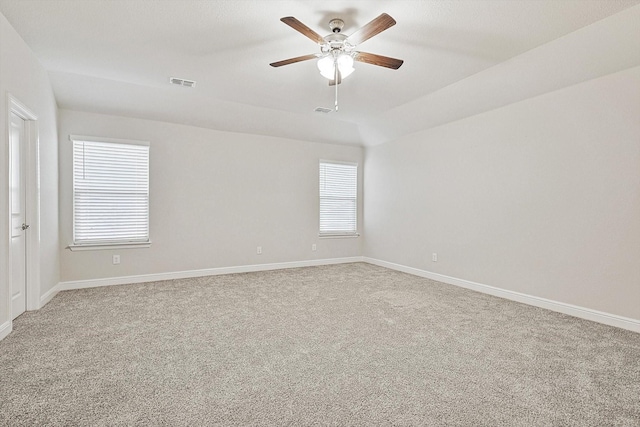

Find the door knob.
xmin=21 ymin=223 xmax=30 ymax=231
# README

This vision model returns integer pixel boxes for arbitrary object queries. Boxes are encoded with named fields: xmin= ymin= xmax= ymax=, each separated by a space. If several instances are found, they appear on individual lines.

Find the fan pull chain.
xmin=334 ymin=62 xmax=339 ymax=111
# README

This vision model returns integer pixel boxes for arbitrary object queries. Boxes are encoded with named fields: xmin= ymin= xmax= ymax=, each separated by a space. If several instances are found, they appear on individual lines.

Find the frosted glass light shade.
xmin=337 ymin=54 xmax=354 ymax=78
xmin=317 ymin=56 xmax=335 ymax=79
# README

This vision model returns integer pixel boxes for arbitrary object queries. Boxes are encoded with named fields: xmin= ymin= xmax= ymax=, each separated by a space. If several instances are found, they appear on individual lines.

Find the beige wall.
xmin=363 ymin=66 xmax=640 ymax=320
xmin=58 ymin=109 xmax=363 ymax=282
xmin=0 ymin=12 xmax=59 ymax=331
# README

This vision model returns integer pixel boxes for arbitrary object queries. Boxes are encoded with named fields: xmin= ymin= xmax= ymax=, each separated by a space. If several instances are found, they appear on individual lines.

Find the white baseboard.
xmin=40 ymin=284 xmax=62 ymax=308
xmin=364 ymin=257 xmax=640 ymax=334
xmin=0 ymin=320 xmax=11 ymax=341
xmin=58 ymin=257 xmax=365 ymax=291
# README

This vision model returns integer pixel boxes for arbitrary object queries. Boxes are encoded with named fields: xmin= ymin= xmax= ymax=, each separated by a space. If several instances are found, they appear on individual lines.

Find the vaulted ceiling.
xmin=1 ymin=0 xmax=639 ymax=146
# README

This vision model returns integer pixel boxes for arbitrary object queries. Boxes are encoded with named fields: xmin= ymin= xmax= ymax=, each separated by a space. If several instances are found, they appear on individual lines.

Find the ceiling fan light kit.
xmin=271 ymin=13 xmax=403 ymax=111
xmin=317 ymin=52 xmax=354 ymax=80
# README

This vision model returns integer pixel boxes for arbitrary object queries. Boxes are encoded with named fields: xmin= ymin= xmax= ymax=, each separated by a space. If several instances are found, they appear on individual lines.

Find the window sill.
xmin=68 ymin=242 xmax=151 ymax=251
xmin=318 ymin=234 xmax=360 ymax=239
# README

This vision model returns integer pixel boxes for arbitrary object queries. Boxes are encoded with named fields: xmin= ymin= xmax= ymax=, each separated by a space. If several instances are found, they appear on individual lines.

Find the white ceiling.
xmin=1 ymin=0 xmax=639 ymax=146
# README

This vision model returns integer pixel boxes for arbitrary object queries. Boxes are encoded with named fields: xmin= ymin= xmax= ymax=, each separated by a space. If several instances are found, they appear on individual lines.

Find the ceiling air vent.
xmin=170 ymin=77 xmax=196 ymax=88
xmin=314 ymin=107 xmax=332 ymax=114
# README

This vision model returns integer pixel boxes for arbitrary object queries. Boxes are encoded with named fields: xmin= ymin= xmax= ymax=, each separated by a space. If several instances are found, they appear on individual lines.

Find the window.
xmin=71 ymin=135 xmax=150 ymax=248
xmin=319 ymin=161 xmax=358 ymax=236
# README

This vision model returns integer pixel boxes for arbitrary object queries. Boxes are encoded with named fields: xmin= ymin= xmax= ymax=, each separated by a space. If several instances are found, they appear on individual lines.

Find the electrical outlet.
xmin=432 ymin=253 xmax=437 ymax=262
xmin=312 ymin=244 xmax=317 ymax=251
xmin=113 ymin=255 xmax=120 ymax=265
xmin=257 ymin=246 xmax=262 ymax=255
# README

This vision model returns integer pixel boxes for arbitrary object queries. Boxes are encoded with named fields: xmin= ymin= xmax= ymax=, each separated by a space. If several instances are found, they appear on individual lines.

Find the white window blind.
xmin=72 ymin=136 xmax=149 ymax=245
xmin=319 ymin=161 xmax=358 ymax=236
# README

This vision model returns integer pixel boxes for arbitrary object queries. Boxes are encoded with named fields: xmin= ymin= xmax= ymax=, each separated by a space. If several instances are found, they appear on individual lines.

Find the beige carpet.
xmin=1 ymin=263 xmax=638 ymax=426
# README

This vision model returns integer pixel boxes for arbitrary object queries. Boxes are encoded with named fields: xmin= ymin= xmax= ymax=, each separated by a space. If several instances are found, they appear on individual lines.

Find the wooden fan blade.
xmin=354 ymin=52 xmax=403 ymax=69
xmin=270 ymin=54 xmax=317 ymax=67
xmin=347 ymin=13 xmax=396 ymax=46
xmin=281 ymin=17 xmax=325 ymax=44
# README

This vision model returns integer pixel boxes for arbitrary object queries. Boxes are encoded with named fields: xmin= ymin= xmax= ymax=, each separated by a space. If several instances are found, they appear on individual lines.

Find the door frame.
xmin=6 ymin=94 xmax=40 ymax=315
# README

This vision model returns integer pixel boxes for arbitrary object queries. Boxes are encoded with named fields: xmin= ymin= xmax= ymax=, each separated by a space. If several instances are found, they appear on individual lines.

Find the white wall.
xmin=0 ymin=12 xmax=59 ymax=337
xmin=2 ymin=6 xmax=636 ymax=338
xmin=58 ymin=109 xmax=363 ymax=282
xmin=364 ymin=66 xmax=640 ymax=321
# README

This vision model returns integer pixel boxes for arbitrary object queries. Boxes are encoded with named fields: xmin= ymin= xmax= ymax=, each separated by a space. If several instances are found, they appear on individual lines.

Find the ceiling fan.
xmin=270 ymin=13 xmax=403 ymax=110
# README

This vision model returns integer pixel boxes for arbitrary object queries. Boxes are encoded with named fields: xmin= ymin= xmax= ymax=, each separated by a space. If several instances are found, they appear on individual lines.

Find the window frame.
xmin=318 ymin=160 xmax=359 ymax=238
xmin=69 ymin=135 xmax=151 ymax=251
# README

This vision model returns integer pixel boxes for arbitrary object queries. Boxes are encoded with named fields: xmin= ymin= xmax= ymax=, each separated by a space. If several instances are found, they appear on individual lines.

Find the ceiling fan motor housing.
xmin=323 ymin=32 xmax=349 ymax=51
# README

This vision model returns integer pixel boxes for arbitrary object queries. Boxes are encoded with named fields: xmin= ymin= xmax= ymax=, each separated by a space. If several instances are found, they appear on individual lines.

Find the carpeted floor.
xmin=0 ymin=263 xmax=638 ymax=426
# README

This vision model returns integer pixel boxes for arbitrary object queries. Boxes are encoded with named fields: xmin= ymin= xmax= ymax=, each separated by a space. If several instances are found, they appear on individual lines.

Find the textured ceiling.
xmin=1 ymin=0 xmax=639 ymax=146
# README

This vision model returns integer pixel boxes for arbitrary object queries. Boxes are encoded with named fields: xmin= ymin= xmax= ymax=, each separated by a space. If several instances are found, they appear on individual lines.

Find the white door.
xmin=10 ymin=112 xmax=27 ymax=319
